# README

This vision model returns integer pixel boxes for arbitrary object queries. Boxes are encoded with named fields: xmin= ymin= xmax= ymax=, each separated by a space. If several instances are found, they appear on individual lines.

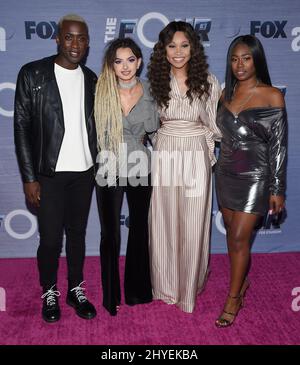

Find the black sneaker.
xmin=66 ymin=281 xmax=96 ymax=320
xmin=41 ymin=284 xmax=61 ymax=323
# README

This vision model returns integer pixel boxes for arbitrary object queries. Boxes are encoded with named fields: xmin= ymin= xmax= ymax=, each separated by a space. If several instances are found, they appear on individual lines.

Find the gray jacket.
xmin=96 ymin=79 xmax=159 ymax=186
xmin=122 ymin=80 xmax=159 ymax=174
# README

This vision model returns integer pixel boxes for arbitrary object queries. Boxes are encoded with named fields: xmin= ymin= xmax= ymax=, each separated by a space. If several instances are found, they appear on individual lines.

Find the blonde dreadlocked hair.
xmin=94 ymin=38 xmax=143 ymax=155
xmin=95 ymin=63 xmax=123 ymax=155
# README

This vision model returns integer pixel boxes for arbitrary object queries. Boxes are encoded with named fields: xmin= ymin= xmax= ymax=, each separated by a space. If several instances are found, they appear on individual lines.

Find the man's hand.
xmin=24 ymin=181 xmax=41 ymax=207
xmin=269 ymin=194 xmax=285 ymax=215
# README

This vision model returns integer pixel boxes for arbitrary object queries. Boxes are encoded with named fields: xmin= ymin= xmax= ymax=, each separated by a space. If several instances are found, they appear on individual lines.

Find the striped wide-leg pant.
xmin=149 ymin=120 xmax=213 ymax=313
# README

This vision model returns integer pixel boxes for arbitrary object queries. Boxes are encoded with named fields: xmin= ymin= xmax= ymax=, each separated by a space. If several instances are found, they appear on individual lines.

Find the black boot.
xmin=41 ymin=284 xmax=61 ymax=323
xmin=66 ymin=281 xmax=96 ymax=320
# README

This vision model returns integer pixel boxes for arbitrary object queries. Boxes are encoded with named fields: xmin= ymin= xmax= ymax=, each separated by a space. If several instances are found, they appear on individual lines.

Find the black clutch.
xmin=262 ymin=209 xmax=287 ymax=229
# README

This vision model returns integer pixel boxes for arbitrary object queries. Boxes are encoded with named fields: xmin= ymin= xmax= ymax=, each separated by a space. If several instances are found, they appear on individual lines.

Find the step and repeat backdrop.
xmin=0 ymin=0 xmax=299 ymax=257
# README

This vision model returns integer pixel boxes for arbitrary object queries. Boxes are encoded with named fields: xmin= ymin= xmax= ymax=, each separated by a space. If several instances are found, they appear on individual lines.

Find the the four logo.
xmin=104 ymin=12 xmax=211 ymax=48
xmin=0 ymin=82 xmax=15 ymax=117
xmin=0 ymin=209 xmax=130 ymax=239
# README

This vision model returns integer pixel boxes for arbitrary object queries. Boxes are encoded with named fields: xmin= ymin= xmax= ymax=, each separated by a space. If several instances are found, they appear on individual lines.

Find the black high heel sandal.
xmin=215 ymin=294 xmax=243 ymax=328
xmin=215 ymin=279 xmax=250 ymax=328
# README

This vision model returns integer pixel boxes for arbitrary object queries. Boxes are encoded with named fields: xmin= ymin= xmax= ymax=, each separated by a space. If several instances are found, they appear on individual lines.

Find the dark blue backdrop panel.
xmin=0 ymin=0 xmax=299 ymax=257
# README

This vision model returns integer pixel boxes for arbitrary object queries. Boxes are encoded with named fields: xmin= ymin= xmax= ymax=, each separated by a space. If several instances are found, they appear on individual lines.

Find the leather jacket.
xmin=14 ymin=55 xmax=98 ymax=183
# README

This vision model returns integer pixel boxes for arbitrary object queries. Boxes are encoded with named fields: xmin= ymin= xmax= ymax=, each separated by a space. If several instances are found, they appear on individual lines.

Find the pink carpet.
xmin=0 ymin=253 xmax=299 ymax=345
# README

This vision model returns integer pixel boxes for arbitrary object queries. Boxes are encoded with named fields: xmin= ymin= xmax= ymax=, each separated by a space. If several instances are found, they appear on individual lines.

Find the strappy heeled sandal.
xmin=215 ymin=294 xmax=242 ymax=328
xmin=215 ymin=279 xmax=250 ymax=328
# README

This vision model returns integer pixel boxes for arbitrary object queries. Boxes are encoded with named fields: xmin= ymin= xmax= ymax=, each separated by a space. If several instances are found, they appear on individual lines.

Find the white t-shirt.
xmin=54 ymin=63 xmax=93 ymax=172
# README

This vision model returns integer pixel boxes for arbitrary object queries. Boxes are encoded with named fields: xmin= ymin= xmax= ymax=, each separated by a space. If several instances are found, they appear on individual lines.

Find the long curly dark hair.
xmin=147 ymin=21 xmax=210 ymax=108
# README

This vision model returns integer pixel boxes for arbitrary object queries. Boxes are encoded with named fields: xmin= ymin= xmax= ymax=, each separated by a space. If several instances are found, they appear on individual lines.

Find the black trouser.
xmin=37 ymin=168 xmax=94 ymax=290
xmin=96 ymin=177 xmax=153 ymax=315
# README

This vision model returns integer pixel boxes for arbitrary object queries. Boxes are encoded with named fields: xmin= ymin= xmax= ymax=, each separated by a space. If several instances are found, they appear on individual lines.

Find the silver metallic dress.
xmin=215 ymin=105 xmax=287 ymax=215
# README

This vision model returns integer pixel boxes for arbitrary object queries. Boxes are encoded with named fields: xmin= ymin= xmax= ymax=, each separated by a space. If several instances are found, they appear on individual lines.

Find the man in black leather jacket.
xmin=14 ymin=14 xmax=98 ymax=323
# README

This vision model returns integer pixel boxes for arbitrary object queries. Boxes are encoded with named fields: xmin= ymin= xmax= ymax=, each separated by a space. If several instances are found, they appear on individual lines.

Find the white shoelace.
xmin=41 ymin=284 xmax=61 ymax=306
xmin=70 ymin=281 xmax=87 ymax=303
